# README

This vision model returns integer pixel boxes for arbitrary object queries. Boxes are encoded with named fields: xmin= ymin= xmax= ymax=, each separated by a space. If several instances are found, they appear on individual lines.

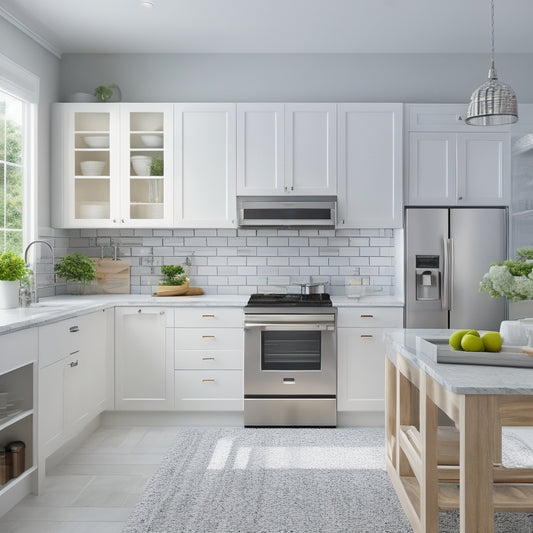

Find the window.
xmin=0 ymin=52 xmax=38 ymax=256
xmin=0 ymin=91 xmax=24 ymax=254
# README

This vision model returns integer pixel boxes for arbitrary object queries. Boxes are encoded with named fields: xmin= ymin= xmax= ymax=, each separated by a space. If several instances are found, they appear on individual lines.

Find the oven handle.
xmin=244 ymin=323 xmax=335 ymax=331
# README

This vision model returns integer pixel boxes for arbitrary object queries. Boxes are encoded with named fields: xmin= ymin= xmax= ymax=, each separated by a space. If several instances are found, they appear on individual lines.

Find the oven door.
xmin=244 ymin=313 xmax=336 ymax=396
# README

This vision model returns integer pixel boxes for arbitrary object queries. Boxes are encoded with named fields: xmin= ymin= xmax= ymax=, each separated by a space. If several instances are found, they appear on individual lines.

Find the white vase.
xmin=0 ymin=280 xmax=20 ymax=309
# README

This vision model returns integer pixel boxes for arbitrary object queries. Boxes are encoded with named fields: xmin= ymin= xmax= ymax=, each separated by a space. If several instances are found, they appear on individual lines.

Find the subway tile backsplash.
xmin=38 ymin=227 xmax=404 ymax=297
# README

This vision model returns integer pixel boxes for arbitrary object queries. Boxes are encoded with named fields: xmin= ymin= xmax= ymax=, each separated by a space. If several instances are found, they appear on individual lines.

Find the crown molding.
xmin=0 ymin=6 xmax=62 ymax=59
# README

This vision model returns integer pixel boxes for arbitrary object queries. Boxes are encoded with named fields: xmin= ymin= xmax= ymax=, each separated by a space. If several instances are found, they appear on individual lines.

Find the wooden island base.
xmin=386 ymin=353 xmax=533 ymax=533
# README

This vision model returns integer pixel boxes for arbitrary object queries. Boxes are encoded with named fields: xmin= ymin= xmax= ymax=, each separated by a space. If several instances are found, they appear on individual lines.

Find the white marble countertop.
xmin=0 ymin=293 xmax=404 ymax=336
xmin=384 ymin=328 xmax=533 ymax=395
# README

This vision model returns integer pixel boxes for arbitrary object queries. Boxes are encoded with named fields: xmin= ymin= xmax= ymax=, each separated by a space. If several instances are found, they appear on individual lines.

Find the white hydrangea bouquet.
xmin=479 ymin=248 xmax=533 ymax=301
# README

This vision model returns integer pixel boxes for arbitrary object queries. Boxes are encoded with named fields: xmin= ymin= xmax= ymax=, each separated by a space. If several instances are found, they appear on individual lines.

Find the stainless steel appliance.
xmin=405 ymin=207 xmax=507 ymax=331
xmin=238 ymin=197 xmax=337 ymax=227
xmin=244 ymin=293 xmax=337 ymax=427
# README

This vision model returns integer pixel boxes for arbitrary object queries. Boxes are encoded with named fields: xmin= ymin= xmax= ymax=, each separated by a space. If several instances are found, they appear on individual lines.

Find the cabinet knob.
xmin=69 ymin=360 xmax=79 ymax=368
xmin=457 ymin=115 xmax=463 ymax=121
xmin=160 ymin=311 xmax=165 ymax=315
xmin=121 ymin=219 xmax=125 ymax=223
xmin=458 ymin=196 xmax=463 ymax=200
xmin=290 ymin=186 xmax=294 ymax=191
xmin=138 ymin=309 xmax=142 ymax=313
xmin=113 ymin=219 xmax=117 ymax=223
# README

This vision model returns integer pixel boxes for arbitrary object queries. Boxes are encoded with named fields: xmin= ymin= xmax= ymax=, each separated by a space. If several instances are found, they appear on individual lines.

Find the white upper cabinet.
xmin=406 ymin=104 xmax=510 ymax=206
xmin=237 ymin=103 xmax=336 ymax=195
xmin=174 ymin=104 xmax=236 ymax=227
xmin=337 ymin=103 xmax=403 ymax=228
xmin=52 ymin=103 xmax=174 ymax=228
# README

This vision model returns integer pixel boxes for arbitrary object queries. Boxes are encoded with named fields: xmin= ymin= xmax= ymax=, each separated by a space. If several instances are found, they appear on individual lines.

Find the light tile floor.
xmin=0 ymin=425 xmax=178 ymax=533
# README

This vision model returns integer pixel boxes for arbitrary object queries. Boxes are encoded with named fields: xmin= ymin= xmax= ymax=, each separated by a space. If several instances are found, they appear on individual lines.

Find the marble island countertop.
xmin=0 ymin=293 xmax=404 ymax=335
xmin=384 ymin=328 xmax=533 ymax=395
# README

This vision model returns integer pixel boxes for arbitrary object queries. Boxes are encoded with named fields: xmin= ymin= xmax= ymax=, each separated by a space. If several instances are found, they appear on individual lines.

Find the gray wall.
xmin=0 ymin=17 xmax=60 ymax=230
xmin=59 ymin=52 xmax=533 ymax=103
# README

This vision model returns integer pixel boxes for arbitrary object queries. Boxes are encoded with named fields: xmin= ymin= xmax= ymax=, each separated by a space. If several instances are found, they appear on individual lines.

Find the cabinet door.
xmin=237 ymin=103 xmax=285 ymax=195
xmin=457 ymin=132 xmax=510 ymax=205
xmin=52 ymin=103 xmax=121 ymax=228
xmin=120 ymin=104 xmax=174 ymax=226
xmin=407 ymin=132 xmax=456 ymax=205
xmin=39 ymin=358 xmax=64 ymax=456
xmin=175 ymin=104 xmax=237 ymax=227
xmin=79 ymin=310 xmax=110 ymax=417
xmin=337 ymin=328 xmax=387 ymax=412
xmin=63 ymin=352 xmax=89 ymax=435
xmin=338 ymin=104 xmax=402 ymax=228
xmin=285 ymin=104 xmax=337 ymax=195
xmin=114 ymin=307 xmax=173 ymax=410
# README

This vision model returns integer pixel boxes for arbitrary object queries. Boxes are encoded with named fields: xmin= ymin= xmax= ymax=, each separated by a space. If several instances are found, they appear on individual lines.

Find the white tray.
xmin=416 ymin=337 xmax=533 ymax=369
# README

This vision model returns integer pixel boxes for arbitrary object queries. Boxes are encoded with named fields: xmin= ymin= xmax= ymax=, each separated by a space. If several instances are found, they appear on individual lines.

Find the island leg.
xmin=459 ymin=395 xmax=495 ymax=533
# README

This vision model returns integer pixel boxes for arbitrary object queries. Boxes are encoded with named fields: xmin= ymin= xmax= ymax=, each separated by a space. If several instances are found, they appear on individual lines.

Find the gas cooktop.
xmin=246 ymin=293 xmax=332 ymax=307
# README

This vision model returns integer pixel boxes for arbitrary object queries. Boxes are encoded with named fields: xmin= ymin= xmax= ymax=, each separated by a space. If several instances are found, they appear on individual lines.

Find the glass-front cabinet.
xmin=52 ymin=103 xmax=173 ymax=228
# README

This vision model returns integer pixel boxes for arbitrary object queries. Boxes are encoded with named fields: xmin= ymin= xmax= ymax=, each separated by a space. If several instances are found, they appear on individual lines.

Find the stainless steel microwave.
xmin=237 ymin=197 xmax=337 ymax=227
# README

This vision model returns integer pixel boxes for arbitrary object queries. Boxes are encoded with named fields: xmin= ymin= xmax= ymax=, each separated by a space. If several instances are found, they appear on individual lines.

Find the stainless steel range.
xmin=244 ymin=293 xmax=337 ymax=427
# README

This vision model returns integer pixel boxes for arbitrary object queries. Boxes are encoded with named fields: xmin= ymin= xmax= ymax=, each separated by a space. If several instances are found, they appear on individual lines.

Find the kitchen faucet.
xmin=23 ymin=240 xmax=55 ymax=303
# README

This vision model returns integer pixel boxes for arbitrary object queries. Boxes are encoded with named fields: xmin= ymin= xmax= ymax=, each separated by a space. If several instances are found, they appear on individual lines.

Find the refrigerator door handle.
xmin=442 ymin=237 xmax=452 ymax=311
xmin=449 ymin=238 xmax=454 ymax=311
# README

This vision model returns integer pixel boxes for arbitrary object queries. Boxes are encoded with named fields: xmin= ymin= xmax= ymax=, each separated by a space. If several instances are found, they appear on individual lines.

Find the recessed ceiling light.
xmin=140 ymin=1 xmax=154 ymax=7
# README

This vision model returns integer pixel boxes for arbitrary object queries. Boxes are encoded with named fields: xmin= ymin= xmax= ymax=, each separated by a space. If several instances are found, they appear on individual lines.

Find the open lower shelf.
xmin=0 ymin=466 xmax=37 ymax=497
xmin=0 ymin=409 xmax=33 ymax=433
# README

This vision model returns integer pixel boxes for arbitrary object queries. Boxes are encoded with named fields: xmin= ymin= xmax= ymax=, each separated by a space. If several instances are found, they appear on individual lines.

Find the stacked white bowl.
xmin=141 ymin=134 xmax=163 ymax=148
xmin=131 ymin=155 xmax=152 ymax=176
xmin=84 ymin=136 xmax=109 ymax=148
xmin=80 ymin=160 xmax=105 ymax=176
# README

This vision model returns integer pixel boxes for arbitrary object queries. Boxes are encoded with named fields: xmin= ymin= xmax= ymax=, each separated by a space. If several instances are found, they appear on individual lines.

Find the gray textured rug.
xmin=124 ymin=427 xmax=533 ymax=533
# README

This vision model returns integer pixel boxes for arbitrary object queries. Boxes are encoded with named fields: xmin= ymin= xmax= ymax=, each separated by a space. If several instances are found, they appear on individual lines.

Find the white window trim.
xmin=0 ymin=52 xmax=39 ymax=249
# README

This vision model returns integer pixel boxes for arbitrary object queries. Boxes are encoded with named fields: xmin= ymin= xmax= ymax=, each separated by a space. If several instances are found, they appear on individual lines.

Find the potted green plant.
xmin=93 ymin=84 xmax=122 ymax=102
xmin=156 ymin=265 xmax=189 ymax=296
xmin=55 ymin=253 xmax=97 ymax=294
xmin=0 ymin=252 xmax=28 ymax=308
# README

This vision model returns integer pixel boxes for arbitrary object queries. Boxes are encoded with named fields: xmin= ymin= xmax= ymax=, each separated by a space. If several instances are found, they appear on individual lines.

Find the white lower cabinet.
xmin=114 ymin=307 xmax=174 ymax=410
xmin=38 ymin=310 xmax=111 ymax=458
xmin=174 ymin=307 xmax=243 ymax=411
xmin=337 ymin=307 xmax=403 ymax=412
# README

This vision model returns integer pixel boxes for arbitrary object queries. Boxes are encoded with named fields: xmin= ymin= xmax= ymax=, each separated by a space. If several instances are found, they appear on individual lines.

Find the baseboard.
xmin=101 ymin=410 xmax=245 ymax=427
xmin=337 ymin=411 xmax=385 ymax=427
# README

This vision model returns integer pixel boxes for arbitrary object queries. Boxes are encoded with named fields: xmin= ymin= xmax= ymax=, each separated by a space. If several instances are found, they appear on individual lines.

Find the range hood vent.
xmin=237 ymin=196 xmax=337 ymax=228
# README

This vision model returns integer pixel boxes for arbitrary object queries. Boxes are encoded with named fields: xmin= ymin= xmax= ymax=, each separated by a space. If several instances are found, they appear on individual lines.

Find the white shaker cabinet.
xmin=114 ymin=307 xmax=174 ymax=410
xmin=51 ymin=103 xmax=174 ymax=228
xmin=174 ymin=104 xmax=236 ymax=227
xmin=406 ymin=104 xmax=510 ymax=206
xmin=237 ymin=103 xmax=336 ymax=195
xmin=38 ymin=310 xmax=111 ymax=459
xmin=174 ymin=307 xmax=243 ymax=411
xmin=337 ymin=307 xmax=403 ymax=413
xmin=337 ymin=104 xmax=403 ymax=228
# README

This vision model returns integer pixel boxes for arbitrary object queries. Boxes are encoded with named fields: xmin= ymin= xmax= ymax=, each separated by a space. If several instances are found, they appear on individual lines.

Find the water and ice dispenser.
xmin=415 ymin=255 xmax=440 ymax=301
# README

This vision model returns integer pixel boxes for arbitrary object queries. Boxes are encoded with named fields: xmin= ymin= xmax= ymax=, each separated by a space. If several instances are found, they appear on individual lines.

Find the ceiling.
xmin=1 ymin=0 xmax=533 ymax=58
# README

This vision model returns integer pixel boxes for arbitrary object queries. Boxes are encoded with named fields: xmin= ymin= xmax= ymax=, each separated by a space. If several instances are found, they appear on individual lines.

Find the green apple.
xmin=465 ymin=329 xmax=480 ymax=337
xmin=461 ymin=334 xmax=485 ymax=352
xmin=449 ymin=329 xmax=470 ymax=350
xmin=482 ymin=331 xmax=503 ymax=352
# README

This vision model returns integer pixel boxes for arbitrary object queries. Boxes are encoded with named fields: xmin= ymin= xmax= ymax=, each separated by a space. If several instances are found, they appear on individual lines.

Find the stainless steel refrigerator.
xmin=405 ymin=207 xmax=507 ymax=331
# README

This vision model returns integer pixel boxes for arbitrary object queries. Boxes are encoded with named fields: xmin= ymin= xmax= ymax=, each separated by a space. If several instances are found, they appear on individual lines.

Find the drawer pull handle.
xmin=202 ymin=314 xmax=215 ymax=318
xmin=202 ymin=335 xmax=215 ymax=339
xmin=69 ymin=325 xmax=79 ymax=333
xmin=202 ymin=357 xmax=215 ymax=360
xmin=69 ymin=360 xmax=79 ymax=368
xmin=202 ymin=378 xmax=215 ymax=383
xmin=360 ymin=314 xmax=374 ymax=318
xmin=360 ymin=334 xmax=374 ymax=338
xmin=70 ymin=350 xmax=80 ymax=355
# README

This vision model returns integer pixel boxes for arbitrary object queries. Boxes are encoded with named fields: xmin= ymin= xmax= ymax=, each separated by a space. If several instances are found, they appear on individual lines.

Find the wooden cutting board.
xmin=92 ymin=258 xmax=131 ymax=294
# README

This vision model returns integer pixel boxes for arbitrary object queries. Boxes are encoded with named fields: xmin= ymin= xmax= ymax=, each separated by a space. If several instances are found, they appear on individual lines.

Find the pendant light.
xmin=466 ymin=0 xmax=518 ymax=126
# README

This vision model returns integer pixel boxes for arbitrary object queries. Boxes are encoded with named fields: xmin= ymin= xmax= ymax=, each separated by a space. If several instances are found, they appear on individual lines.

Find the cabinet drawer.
xmin=175 ymin=349 xmax=243 ymax=370
xmin=0 ymin=328 xmax=38 ymax=373
xmin=39 ymin=318 xmax=83 ymax=368
xmin=174 ymin=307 xmax=243 ymax=328
xmin=175 ymin=328 xmax=243 ymax=350
xmin=337 ymin=307 xmax=403 ymax=328
xmin=174 ymin=370 xmax=243 ymax=411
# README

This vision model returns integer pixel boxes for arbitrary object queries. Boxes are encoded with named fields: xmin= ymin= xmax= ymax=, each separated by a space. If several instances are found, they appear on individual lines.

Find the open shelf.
xmin=0 ymin=409 xmax=33 ymax=434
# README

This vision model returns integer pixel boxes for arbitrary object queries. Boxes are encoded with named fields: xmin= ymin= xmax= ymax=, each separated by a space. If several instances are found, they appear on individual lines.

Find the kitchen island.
xmin=384 ymin=329 xmax=533 ymax=533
